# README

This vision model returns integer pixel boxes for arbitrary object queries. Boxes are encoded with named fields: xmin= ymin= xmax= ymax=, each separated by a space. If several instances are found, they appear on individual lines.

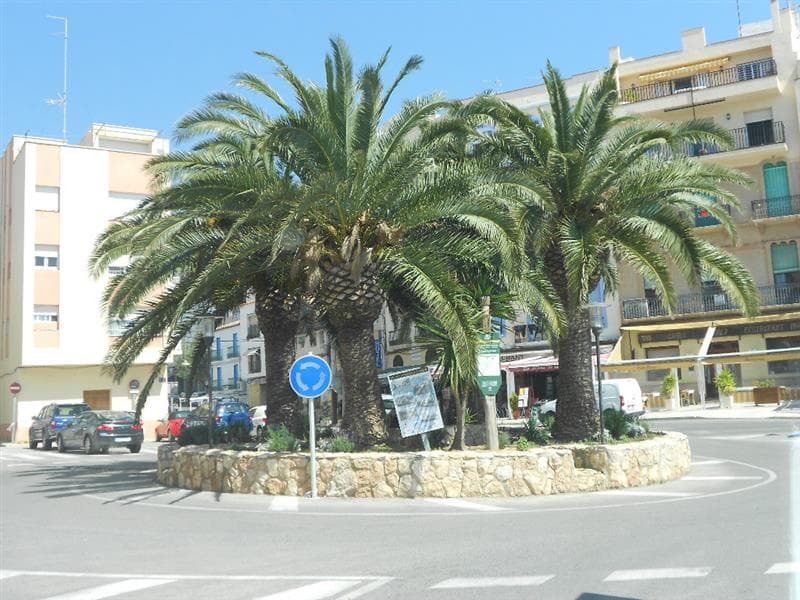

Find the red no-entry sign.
xmin=8 ymin=382 xmax=21 ymax=395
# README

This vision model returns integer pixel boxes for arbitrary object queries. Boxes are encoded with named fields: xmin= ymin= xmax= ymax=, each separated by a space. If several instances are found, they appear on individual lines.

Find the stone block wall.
xmin=157 ymin=432 xmax=690 ymax=498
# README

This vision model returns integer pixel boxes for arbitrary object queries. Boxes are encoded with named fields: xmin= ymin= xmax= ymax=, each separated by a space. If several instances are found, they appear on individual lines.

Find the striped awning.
xmin=639 ymin=57 xmax=730 ymax=83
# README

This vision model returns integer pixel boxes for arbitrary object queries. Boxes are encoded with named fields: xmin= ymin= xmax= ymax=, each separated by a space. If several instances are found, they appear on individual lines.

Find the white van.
xmin=537 ymin=378 xmax=645 ymax=418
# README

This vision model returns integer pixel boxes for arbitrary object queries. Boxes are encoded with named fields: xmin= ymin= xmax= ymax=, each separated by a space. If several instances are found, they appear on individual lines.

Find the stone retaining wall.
xmin=157 ymin=432 xmax=690 ymax=498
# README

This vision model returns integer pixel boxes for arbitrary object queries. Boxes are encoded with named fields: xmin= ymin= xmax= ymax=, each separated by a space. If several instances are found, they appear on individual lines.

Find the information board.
xmin=387 ymin=369 xmax=443 ymax=438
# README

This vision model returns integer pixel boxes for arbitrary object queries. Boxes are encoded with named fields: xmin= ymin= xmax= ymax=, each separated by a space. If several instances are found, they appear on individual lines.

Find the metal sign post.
xmin=7 ymin=382 xmax=21 ymax=443
xmin=477 ymin=327 xmax=502 ymax=450
xmin=289 ymin=354 xmax=332 ymax=498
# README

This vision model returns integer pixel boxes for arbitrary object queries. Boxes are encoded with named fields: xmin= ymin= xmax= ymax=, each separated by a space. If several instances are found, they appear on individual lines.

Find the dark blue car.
xmin=28 ymin=403 xmax=91 ymax=450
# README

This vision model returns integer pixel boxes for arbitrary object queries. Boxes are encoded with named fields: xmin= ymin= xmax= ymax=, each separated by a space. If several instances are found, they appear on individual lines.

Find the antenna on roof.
xmin=45 ymin=15 xmax=68 ymax=143
xmin=735 ymin=0 xmax=743 ymax=37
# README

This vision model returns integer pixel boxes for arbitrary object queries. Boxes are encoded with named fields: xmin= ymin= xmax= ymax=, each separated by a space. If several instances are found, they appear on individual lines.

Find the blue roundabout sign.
xmin=289 ymin=354 xmax=332 ymax=398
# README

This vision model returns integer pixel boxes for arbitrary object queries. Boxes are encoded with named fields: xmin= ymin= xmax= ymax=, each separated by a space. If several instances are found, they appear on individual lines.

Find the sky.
xmin=0 ymin=0 xmax=779 ymax=147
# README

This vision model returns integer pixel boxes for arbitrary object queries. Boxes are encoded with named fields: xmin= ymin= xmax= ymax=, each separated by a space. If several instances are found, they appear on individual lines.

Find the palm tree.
xmin=215 ymin=37 xmax=534 ymax=446
xmin=460 ymin=63 xmax=759 ymax=441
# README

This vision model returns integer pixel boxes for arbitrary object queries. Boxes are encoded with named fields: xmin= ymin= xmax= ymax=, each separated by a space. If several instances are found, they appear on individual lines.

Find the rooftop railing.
xmin=620 ymin=58 xmax=776 ymax=104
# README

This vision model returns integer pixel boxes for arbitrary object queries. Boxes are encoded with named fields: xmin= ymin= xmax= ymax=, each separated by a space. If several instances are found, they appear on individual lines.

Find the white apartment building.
xmin=0 ymin=124 xmax=171 ymax=441
xmin=495 ymin=0 xmax=800 ymax=404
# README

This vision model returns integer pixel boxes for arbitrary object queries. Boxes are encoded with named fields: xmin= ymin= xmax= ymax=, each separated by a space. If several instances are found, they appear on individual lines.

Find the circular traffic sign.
xmin=128 ymin=379 xmax=140 ymax=391
xmin=289 ymin=354 xmax=332 ymax=398
xmin=8 ymin=382 xmax=21 ymax=395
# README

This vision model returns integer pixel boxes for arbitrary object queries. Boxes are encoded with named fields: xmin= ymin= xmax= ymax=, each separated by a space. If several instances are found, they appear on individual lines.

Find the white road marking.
xmin=139 ymin=449 xmax=158 ymax=454
xmin=425 ymin=498 xmax=508 ymax=512
xmin=690 ymin=460 xmax=726 ymax=466
xmin=0 ymin=570 xmax=20 ymax=579
xmin=598 ymin=490 xmax=695 ymax=498
xmin=270 ymin=496 xmax=299 ymax=511
xmin=0 ymin=462 xmax=29 ymax=468
xmin=0 ymin=569 xmax=385 ymax=582
xmin=682 ymin=476 xmax=762 ymax=481
xmin=253 ymin=580 xmax=360 ymax=599
xmin=40 ymin=578 xmax=173 ymax=599
xmin=765 ymin=562 xmax=800 ymax=574
xmin=703 ymin=434 xmax=764 ymax=440
xmin=431 ymin=576 xmax=554 ymax=588
xmin=337 ymin=578 xmax=393 ymax=599
xmin=137 ymin=469 xmax=157 ymax=474
xmin=604 ymin=567 xmax=711 ymax=581
xmin=1 ymin=452 xmax=46 ymax=461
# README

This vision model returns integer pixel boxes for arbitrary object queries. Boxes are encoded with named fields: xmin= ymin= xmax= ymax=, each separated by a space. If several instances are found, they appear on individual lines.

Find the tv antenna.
xmin=45 ymin=15 xmax=68 ymax=142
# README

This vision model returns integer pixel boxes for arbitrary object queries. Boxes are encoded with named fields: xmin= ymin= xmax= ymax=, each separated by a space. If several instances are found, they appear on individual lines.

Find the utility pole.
xmin=480 ymin=296 xmax=500 ymax=450
xmin=46 ymin=15 xmax=68 ymax=142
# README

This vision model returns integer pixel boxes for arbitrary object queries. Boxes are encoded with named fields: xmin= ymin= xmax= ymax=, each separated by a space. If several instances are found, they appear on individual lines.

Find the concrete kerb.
xmin=642 ymin=401 xmax=800 ymax=420
xmin=157 ymin=432 xmax=691 ymax=499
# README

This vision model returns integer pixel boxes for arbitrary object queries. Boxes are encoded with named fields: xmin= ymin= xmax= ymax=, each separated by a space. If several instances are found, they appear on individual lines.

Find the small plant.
xmin=640 ymin=420 xmax=651 ymax=434
xmin=463 ymin=407 xmax=477 ymax=425
xmin=529 ymin=427 xmax=553 ymax=446
xmin=516 ymin=438 xmax=531 ymax=451
xmin=602 ymin=408 xmax=630 ymax=440
xmin=226 ymin=421 xmax=251 ymax=443
xmin=523 ymin=416 xmax=539 ymax=441
xmin=715 ymin=369 xmax=736 ymax=395
xmin=509 ymin=392 xmax=519 ymax=415
xmin=370 ymin=443 xmax=393 ymax=452
xmin=266 ymin=425 xmax=300 ymax=452
xmin=498 ymin=431 xmax=510 ymax=449
xmin=755 ymin=378 xmax=777 ymax=388
xmin=540 ymin=413 xmax=555 ymax=432
xmin=328 ymin=435 xmax=356 ymax=453
xmin=661 ymin=372 xmax=677 ymax=396
xmin=627 ymin=423 xmax=647 ymax=438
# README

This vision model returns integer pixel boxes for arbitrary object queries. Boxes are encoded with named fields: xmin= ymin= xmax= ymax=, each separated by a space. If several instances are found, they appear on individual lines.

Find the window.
xmin=248 ymin=350 xmax=262 ymax=373
xmin=392 ymin=355 xmax=404 ymax=367
xmin=231 ymin=333 xmax=239 ymax=355
xmin=108 ymin=266 xmax=125 ymax=276
xmin=33 ymin=305 xmax=59 ymax=322
xmin=308 ymin=330 xmax=317 ymax=346
xmin=770 ymin=242 xmax=800 ymax=303
xmin=646 ymin=346 xmax=680 ymax=382
xmin=216 ymin=367 xmax=222 ymax=388
xmin=233 ymin=364 xmax=239 ymax=383
xmin=108 ymin=318 xmax=131 ymax=336
xmin=767 ymin=336 xmax=800 ymax=375
xmin=763 ymin=162 xmax=791 ymax=217
xmin=34 ymin=245 xmax=59 ymax=269
xmin=297 ymin=335 xmax=306 ymax=349
xmin=34 ymin=186 xmax=59 ymax=211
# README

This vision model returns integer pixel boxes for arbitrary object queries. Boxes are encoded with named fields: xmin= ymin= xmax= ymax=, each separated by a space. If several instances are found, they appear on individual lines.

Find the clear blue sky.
xmin=0 ymin=0 xmax=776 ymax=146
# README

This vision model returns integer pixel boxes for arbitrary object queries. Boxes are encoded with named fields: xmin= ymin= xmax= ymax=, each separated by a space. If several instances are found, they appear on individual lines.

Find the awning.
xmin=621 ymin=310 xmax=800 ymax=333
xmin=638 ymin=57 xmax=730 ymax=83
xmin=604 ymin=346 xmax=800 ymax=373
xmin=504 ymin=346 xmax=613 ymax=374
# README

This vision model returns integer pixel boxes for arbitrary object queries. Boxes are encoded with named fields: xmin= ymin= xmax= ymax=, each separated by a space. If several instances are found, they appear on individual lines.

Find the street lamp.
xmin=588 ymin=304 xmax=606 ymax=444
xmin=199 ymin=316 xmax=216 ymax=448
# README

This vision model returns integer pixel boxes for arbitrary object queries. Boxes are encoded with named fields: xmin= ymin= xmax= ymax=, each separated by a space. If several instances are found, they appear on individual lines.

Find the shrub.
xmin=529 ymin=426 xmax=553 ymax=446
xmin=328 ymin=435 xmax=356 ymax=453
xmin=226 ymin=421 xmax=251 ymax=443
xmin=523 ymin=416 xmax=539 ymax=441
xmin=498 ymin=431 xmax=510 ymax=449
xmin=602 ymin=408 xmax=630 ymax=440
xmin=540 ymin=413 xmax=555 ymax=432
xmin=755 ymin=378 xmax=777 ymax=388
xmin=715 ymin=369 xmax=736 ymax=395
xmin=463 ymin=407 xmax=477 ymax=425
xmin=627 ymin=423 xmax=647 ymax=438
xmin=266 ymin=425 xmax=300 ymax=452
xmin=177 ymin=424 xmax=224 ymax=446
xmin=516 ymin=438 xmax=531 ymax=451
xmin=661 ymin=373 xmax=677 ymax=396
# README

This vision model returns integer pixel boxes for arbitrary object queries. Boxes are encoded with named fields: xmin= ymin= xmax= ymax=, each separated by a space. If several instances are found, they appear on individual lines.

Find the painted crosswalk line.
xmin=425 ymin=498 xmax=508 ymax=512
xmin=40 ymin=578 xmax=173 ymax=599
xmin=253 ymin=580 xmax=361 ymax=599
xmin=431 ymin=575 xmax=554 ymax=588
xmin=598 ymin=490 xmax=695 ymax=497
xmin=604 ymin=567 xmax=711 ymax=581
xmin=765 ymin=562 xmax=800 ymax=574
xmin=270 ymin=496 xmax=299 ymax=511
xmin=337 ymin=579 xmax=393 ymax=599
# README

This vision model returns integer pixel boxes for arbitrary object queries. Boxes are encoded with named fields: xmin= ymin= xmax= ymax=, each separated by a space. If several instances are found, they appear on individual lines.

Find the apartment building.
xmin=0 ymin=124 xmax=171 ymax=441
xmin=497 ymin=0 xmax=800 ymax=402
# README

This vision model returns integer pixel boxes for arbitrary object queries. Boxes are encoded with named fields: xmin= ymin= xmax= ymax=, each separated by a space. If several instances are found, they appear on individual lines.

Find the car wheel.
xmin=155 ymin=433 xmax=162 ymax=442
xmin=128 ymin=444 xmax=141 ymax=454
xmin=83 ymin=435 xmax=95 ymax=455
xmin=168 ymin=431 xmax=175 ymax=443
xmin=256 ymin=426 xmax=263 ymax=441
xmin=28 ymin=431 xmax=39 ymax=449
xmin=57 ymin=435 xmax=66 ymax=453
xmin=42 ymin=435 xmax=53 ymax=451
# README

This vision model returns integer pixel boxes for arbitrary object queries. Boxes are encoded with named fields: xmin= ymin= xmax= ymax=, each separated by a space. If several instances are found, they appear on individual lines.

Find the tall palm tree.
xmin=460 ymin=64 xmax=759 ymax=441
xmin=237 ymin=38 xmax=538 ymax=446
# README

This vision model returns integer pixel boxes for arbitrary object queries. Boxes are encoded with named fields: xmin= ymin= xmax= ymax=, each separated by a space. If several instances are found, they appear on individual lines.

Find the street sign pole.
xmin=308 ymin=396 xmax=317 ymax=498
xmin=7 ymin=382 xmax=21 ymax=443
xmin=479 ymin=297 xmax=500 ymax=451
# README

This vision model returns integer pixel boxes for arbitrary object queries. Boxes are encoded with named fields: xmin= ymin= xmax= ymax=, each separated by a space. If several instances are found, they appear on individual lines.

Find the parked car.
xmin=182 ymin=401 xmax=252 ymax=436
xmin=537 ymin=379 xmax=646 ymax=420
xmin=28 ymin=403 xmax=91 ymax=450
xmin=249 ymin=406 xmax=268 ymax=440
xmin=56 ymin=410 xmax=144 ymax=454
xmin=154 ymin=410 xmax=192 ymax=442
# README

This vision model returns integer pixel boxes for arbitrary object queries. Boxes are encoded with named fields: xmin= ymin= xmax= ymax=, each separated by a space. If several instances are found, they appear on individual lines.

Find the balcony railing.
xmin=211 ymin=350 xmax=223 ymax=361
xmin=751 ymin=194 xmax=800 ymax=219
xmin=620 ymin=58 xmax=776 ymax=104
xmin=247 ymin=324 xmax=260 ymax=339
xmin=227 ymin=348 xmax=240 ymax=358
xmin=622 ymin=283 xmax=800 ymax=319
xmin=648 ymin=121 xmax=785 ymax=159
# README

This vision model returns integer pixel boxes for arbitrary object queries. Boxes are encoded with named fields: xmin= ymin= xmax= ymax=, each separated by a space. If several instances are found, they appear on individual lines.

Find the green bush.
xmin=463 ymin=407 xmax=477 ymax=425
xmin=540 ymin=413 xmax=555 ymax=432
xmin=328 ymin=436 xmax=356 ymax=453
xmin=516 ymin=438 xmax=531 ymax=451
xmin=715 ymin=369 xmax=736 ymax=395
xmin=498 ymin=431 xmax=510 ymax=449
xmin=226 ymin=421 xmax=251 ymax=443
xmin=523 ymin=416 xmax=539 ymax=440
xmin=628 ymin=423 xmax=647 ymax=438
xmin=266 ymin=425 xmax=300 ymax=452
xmin=602 ymin=408 xmax=630 ymax=440
xmin=177 ymin=424 xmax=225 ymax=446
xmin=661 ymin=373 xmax=676 ymax=396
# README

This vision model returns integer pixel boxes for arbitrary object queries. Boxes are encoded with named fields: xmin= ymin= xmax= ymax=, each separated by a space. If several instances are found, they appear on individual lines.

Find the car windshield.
xmin=170 ymin=411 xmax=191 ymax=419
xmin=94 ymin=411 xmax=134 ymax=423
xmin=219 ymin=403 xmax=247 ymax=414
xmin=55 ymin=405 xmax=89 ymax=417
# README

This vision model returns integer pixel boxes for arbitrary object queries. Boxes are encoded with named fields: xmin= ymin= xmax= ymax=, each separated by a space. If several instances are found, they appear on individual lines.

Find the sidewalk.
xmin=642 ymin=399 xmax=800 ymax=420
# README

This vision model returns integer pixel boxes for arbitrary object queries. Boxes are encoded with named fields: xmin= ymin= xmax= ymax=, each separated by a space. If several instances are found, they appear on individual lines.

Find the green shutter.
xmin=763 ymin=162 xmax=791 ymax=217
xmin=771 ymin=241 xmax=799 ymax=274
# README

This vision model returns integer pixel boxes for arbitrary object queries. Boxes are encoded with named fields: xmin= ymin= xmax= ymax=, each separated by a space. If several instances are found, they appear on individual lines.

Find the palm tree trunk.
xmin=254 ymin=284 xmax=303 ymax=437
xmin=553 ymin=307 xmax=598 ymax=442
xmin=321 ymin=262 xmax=387 ymax=447
xmin=453 ymin=387 xmax=466 ymax=450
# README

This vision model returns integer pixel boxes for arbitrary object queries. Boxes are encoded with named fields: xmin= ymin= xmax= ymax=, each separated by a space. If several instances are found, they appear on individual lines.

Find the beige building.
xmin=0 ymin=124 xmax=172 ymax=441
xmin=497 ymin=0 xmax=800 ymax=404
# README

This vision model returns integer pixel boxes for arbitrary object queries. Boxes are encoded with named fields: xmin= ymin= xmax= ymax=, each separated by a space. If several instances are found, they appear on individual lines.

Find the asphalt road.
xmin=1 ymin=418 xmax=798 ymax=600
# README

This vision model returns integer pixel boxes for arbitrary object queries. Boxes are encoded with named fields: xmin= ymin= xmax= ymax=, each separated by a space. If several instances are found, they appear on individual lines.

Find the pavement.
xmin=643 ymin=399 xmax=800 ymax=420
xmin=2 ymin=419 xmax=799 ymax=599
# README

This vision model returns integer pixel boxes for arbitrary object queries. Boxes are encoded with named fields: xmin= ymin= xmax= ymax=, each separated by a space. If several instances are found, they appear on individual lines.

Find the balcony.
xmin=620 ymin=58 xmax=776 ymax=105
xmin=227 ymin=347 xmax=240 ymax=359
xmin=247 ymin=324 xmax=260 ymax=339
xmin=622 ymin=284 xmax=800 ymax=320
xmin=226 ymin=377 xmax=241 ymax=390
xmin=211 ymin=350 xmax=223 ymax=361
xmin=751 ymin=194 xmax=800 ymax=220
